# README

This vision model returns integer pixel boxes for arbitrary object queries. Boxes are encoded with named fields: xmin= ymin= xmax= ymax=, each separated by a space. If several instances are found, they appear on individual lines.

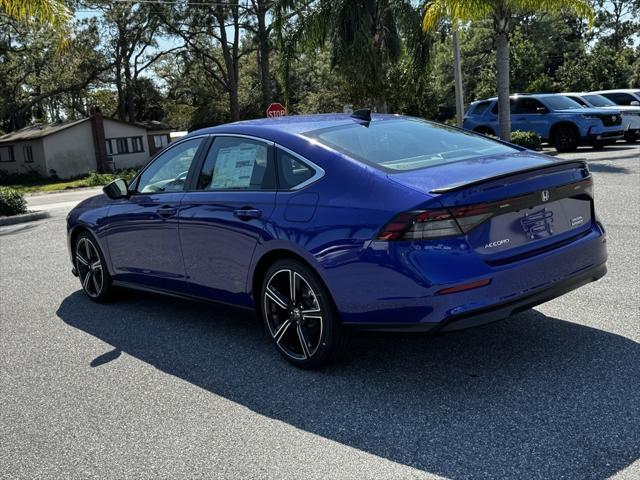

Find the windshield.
xmin=541 ymin=95 xmax=584 ymax=110
xmin=583 ymin=94 xmax=617 ymax=107
xmin=303 ymin=119 xmax=519 ymax=172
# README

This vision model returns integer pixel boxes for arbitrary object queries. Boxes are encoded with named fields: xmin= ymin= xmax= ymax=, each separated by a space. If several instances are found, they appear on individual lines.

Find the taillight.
xmin=376 ymin=207 xmax=493 ymax=241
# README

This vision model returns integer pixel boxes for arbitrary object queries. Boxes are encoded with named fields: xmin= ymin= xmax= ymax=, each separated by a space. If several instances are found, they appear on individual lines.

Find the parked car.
xmin=591 ymin=89 xmax=640 ymax=107
xmin=67 ymin=112 xmax=607 ymax=368
xmin=463 ymin=94 xmax=624 ymax=152
xmin=560 ymin=92 xmax=640 ymax=143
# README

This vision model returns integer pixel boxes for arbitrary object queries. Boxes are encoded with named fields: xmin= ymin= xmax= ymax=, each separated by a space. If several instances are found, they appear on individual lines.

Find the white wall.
xmin=0 ymin=139 xmax=46 ymax=176
xmin=103 ymin=119 xmax=150 ymax=170
xmin=42 ymin=122 xmax=96 ymax=179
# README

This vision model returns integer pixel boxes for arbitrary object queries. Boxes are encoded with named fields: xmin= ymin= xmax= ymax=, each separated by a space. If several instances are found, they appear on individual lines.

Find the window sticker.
xmin=211 ymin=145 xmax=258 ymax=188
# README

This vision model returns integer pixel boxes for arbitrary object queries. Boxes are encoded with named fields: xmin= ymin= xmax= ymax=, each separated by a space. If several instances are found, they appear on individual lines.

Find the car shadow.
xmin=586 ymin=163 xmax=632 ymax=174
xmin=56 ymin=290 xmax=640 ymax=479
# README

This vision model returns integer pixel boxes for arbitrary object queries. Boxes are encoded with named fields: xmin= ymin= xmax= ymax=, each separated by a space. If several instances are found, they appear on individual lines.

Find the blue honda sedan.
xmin=67 ymin=111 xmax=607 ymax=368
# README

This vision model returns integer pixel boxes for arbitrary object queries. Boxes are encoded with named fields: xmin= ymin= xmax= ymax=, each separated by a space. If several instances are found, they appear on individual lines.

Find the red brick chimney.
xmin=89 ymin=106 xmax=110 ymax=173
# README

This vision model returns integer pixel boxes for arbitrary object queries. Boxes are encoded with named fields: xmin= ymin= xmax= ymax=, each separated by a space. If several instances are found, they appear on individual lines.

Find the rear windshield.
xmin=303 ymin=118 xmax=518 ymax=172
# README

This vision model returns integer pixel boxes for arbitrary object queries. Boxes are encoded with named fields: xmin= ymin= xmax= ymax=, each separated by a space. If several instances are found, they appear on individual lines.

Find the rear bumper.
xmin=347 ymin=262 xmax=606 ymax=333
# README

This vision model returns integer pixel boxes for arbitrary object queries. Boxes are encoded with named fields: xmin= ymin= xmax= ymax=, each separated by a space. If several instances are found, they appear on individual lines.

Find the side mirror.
xmin=536 ymin=107 xmax=549 ymax=114
xmin=630 ymin=101 xmax=640 ymax=106
xmin=103 ymin=178 xmax=129 ymax=199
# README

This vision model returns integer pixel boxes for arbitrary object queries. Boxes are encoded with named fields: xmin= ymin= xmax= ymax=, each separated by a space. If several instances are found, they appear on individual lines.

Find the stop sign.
xmin=266 ymin=102 xmax=286 ymax=118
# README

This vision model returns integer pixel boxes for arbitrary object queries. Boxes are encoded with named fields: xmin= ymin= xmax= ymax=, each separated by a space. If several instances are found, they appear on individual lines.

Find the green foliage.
xmin=510 ymin=130 xmax=542 ymax=150
xmin=0 ymin=187 xmax=27 ymax=216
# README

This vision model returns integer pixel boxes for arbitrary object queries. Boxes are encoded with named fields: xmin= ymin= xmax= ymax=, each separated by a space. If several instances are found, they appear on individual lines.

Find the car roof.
xmin=186 ymin=113 xmax=409 ymax=138
xmin=591 ymin=89 xmax=640 ymax=94
xmin=471 ymin=93 xmax=567 ymax=103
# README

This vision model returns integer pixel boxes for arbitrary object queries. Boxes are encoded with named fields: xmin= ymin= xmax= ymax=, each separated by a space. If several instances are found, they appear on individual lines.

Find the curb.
xmin=0 ymin=210 xmax=51 ymax=226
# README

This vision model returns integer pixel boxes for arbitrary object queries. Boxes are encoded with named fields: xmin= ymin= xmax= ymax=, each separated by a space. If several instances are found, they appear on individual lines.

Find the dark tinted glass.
xmin=472 ymin=101 xmax=491 ymax=115
xmin=197 ymin=136 xmax=275 ymax=190
xmin=541 ymin=95 xmax=585 ymax=110
xmin=305 ymin=119 xmax=517 ymax=172
xmin=277 ymin=149 xmax=315 ymax=189
xmin=513 ymin=98 xmax=546 ymax=114
xmin=603 ymin=92 xmax=636 ymax=105
xmin=582 ymin=95 xmax=616 ymax=107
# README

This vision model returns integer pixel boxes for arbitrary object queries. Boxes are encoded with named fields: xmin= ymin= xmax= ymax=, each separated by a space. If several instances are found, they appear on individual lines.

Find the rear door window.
xmin=196 ymin=136 xmax=276 ymax=191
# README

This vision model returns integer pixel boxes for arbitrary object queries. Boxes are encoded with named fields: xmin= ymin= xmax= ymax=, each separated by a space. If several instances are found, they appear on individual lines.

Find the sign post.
xmin=266 ymin=103 xmax=286 ymax=118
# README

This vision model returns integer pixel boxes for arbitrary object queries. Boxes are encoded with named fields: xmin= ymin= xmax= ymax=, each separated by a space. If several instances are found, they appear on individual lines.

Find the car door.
xmin=179 ymin=135 xmax=277 ymax=306
xmin=105 ymin=137 xmax=205 ymax=293
xmin=511 ymin=98 xmax=549 ymax=138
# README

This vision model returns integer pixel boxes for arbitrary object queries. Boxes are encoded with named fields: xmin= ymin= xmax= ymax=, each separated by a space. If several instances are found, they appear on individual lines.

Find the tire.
xmin=74 ymin=231 xmax=113 ymax=302
xmin=260 ymin=259 xmax=346 ymax=369
xmin=552 ymin=125 xmax=578 ymax=152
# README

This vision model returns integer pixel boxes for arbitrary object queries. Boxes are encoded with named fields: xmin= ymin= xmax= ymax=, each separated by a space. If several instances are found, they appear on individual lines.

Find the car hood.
xmin=387 ymin=150 xmax=561 ymax=195
xmin=554 ymin=107 xmax=620 ymax=115
xmin=593 ymin=105 xmax=640 ymax=113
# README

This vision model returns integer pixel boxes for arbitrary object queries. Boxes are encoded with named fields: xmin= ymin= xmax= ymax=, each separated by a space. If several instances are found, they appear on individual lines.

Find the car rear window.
xmin=471 ymin=101 xmax=491 ymax=115
xmin=303 ymin=119 xmax=518 ymax=172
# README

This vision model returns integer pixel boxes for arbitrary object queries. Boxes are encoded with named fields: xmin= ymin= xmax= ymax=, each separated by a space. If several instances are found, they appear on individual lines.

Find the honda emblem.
xmin=541 ymin=190 xmax=550 ymax=202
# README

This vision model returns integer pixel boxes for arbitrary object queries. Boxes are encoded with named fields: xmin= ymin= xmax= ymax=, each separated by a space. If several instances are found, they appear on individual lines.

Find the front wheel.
xmin=552 ymin=126 xmax=578 ymax=152
xmin=260 ymin=259 xmax=346 ymax=369
xmin=75 ymin=232 xmax=113 ymax=302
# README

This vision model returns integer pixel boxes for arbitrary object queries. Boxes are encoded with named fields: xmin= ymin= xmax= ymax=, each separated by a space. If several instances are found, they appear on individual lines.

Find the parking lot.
xmin=1 ymin=145 xmax=638 ymax=479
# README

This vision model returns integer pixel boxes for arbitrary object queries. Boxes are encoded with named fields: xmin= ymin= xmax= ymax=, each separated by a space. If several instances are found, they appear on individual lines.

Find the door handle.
xmin=234 ymin=208 xmax=262 ymax=220
xmin=157 ymin=205 xmax=177 ymax=218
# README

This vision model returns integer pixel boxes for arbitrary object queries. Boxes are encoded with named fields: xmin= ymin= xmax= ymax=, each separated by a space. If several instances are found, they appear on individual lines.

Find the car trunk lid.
xmin=388 ymin=152 xmax=593 ymax=263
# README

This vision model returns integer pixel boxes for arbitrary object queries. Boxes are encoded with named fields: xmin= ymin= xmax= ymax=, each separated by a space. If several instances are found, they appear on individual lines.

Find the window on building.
xmin=131 ymin=136 xmax=144 ymax=153
xmin=115 ymin=138 xmax=129 ymax=154
xmin=153 ymin=134 xmax=169 ymax=149
xmin=105 ymin=139 xmax=113 ymax=155
xmin=0 ymin=145 xmax=15 ymax=162
xmin=23 ymin=145 xmax=33 ymax=163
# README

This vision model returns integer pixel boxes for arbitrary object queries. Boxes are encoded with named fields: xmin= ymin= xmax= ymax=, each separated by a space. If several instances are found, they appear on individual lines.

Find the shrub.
xmin=510 ymin=130 xmax=542 ymax=150
xmin=0 ymin=187 xmax=27 ymax=216
xmin=84 ymin=171 xmax=115 ymax=187
xmin=116 ymin=168 xmax=139 ymax=183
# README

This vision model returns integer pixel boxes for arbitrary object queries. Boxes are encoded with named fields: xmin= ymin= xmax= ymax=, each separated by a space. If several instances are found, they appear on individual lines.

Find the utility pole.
xmin=452 ymin=28 xmax=464 ymax=127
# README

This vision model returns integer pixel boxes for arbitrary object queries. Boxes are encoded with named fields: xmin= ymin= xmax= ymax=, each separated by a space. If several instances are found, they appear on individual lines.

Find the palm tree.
xmin=422 ymin=0 xmax=593 ymax=141
xmin=281 ymin=0 xmax=425 ymax=113
xmin=1 ymin=0 xmax=71 ymax=30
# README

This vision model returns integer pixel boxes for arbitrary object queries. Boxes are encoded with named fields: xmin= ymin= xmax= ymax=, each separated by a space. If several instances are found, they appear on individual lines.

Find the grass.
xmin=3 ymin=170 xmax=138 ymax=194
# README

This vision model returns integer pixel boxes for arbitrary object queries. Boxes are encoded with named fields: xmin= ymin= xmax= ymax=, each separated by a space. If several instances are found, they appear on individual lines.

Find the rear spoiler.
xmin=429 ymin=159 xmax=588 ymax=194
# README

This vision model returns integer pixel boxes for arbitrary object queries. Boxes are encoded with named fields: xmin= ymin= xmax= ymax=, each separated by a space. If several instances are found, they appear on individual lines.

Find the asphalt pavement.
xmin=1 ymin=144 xmax=639 ymax=479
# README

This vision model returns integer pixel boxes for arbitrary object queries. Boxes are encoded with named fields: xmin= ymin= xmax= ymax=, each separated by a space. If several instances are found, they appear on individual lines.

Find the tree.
xmin=422 ymin=0 xmax=594 ymax=141
xmin=0 ymin=16 xmax=106 ymax=130
xmin=0 ymin=0 xmax=70 ymax=30
xmin=288 ymin=0 xmax=422 ymax=112
xmin=86 ymin=1 xmax=180 ymax=123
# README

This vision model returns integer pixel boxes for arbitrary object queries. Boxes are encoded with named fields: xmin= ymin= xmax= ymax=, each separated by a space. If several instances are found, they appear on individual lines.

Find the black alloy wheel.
xmin=261 ymin=259 xmax=346 ymax=368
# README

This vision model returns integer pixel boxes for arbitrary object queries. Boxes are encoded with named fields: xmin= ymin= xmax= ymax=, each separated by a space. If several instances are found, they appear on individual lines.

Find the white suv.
xmin=591 ymin=89 xmax=640 ymax=106
xmin=563 ymin=92 xmax=640 ymax=143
